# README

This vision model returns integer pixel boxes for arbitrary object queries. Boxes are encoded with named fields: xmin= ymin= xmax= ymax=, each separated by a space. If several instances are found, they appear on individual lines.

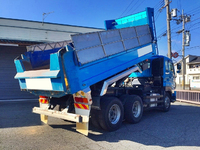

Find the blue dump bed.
xmin=14 ymin=7 xmax=157 ymax=97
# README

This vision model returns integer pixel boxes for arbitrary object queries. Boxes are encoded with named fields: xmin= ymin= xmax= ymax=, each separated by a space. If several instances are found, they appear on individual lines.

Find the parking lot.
xmin=0 ymin=100 xmax=200 ymax=150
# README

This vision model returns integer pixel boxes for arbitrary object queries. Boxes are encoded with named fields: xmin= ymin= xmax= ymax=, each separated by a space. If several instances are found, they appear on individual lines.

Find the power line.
xmin=125 ymin=0 xmax=140 ymax=16
xmin=188 ymin=21 xmax=200 ymax=30
xmin=120 ymin=0 xmax=135 ymax=17
xmin=154 ymin=0 xmax=165 ymax=21
xmin=185 ymin=6 xmax=200 ymax=14
xmin=154 ymin=0 xmax=164 ymax=10
xmin=175 ymin=45 xmax=200 ymax=53
xmin=132 ymin=0 xmax=146 ymax=13
xmin=190 ymin=26 xmax=200 ymax=31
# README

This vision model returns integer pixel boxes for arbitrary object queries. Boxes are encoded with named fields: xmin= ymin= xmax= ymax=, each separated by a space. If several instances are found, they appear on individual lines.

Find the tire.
xmin=123 ymin=95 xmax=143 ymax=124
xmin=98 ymin=97 xmax=124 ymax=131
xmin=163 ymin=93 xmax=171 ymax=112
xmin=90 ymin=109 xmax=101 ymax=129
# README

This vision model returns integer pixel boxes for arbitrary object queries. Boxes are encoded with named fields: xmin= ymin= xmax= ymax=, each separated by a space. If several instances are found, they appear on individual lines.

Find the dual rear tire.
xmin=90 ymin=95 xmax=143 ymax=131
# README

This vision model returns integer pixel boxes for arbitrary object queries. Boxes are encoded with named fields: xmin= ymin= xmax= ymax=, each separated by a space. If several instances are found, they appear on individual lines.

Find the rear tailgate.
xmin=14 ymin=41 xmax=70 ymax=97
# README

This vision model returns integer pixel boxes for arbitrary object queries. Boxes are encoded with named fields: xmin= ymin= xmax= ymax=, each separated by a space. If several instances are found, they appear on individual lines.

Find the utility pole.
xmin=165 ymin=0 xmax=172 ymax=59
xmin=182 ymin=9 xmax=185 ymax=90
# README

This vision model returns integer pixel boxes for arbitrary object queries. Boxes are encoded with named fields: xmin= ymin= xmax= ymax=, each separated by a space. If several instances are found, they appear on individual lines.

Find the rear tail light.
xmin=74 ymin=97 xmax=88 ymax=103
xmin=39 ymin=96 xmax=49 ymax=104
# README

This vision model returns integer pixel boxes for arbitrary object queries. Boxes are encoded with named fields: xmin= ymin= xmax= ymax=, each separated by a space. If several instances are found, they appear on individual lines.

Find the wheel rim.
xmin=132 ymin=101 xmax=141 ymax=118
xmin=164 ymin=96 xmax=170 ymax=108
xmin=108 ymin=104 xmax=121 ymax=125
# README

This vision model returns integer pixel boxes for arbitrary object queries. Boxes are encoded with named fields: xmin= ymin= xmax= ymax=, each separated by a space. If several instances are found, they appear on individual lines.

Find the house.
xmin=174 ymin=55 xmax=200 ymax=90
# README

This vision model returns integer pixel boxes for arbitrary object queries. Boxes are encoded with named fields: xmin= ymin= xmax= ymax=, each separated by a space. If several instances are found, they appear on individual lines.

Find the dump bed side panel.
xmin=64 ymin=44 xmax=156 ymax=94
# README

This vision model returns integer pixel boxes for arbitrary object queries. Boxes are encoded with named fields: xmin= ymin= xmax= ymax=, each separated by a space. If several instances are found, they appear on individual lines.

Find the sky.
xmin=1 ymin=0 xmax=200 ymax=62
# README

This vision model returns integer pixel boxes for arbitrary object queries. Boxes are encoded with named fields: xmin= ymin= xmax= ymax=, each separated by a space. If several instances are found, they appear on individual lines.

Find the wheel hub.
xmin=164 ymin=97 xmax=170 ymax=108
xmin=132 ymin=101 xmax=141 ymax=118
xmin=108 ymin=104 xmax=121 ymax=124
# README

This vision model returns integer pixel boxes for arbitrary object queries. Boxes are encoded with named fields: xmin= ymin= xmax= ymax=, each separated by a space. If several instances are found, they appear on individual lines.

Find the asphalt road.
xmin=0 ymin=100 xmax=200 ymax=150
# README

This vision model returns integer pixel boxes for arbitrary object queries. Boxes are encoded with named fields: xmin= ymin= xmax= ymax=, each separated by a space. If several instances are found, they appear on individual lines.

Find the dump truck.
xmin=14 ymin=7 xmax=176 ymax=135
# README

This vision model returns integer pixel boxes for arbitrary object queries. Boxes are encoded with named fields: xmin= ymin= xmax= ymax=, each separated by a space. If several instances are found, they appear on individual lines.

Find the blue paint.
xmin=14 ymin=59 xmax=24 ymax=73
xmin=105 ymin=8 xmax=154 ymax=29
xmin=18 ymin=79 xmax=27 ymax=89
xmin=50 ymin=53 xmax=61 ymax=71
xmin=26 ymin=48 xmax=60 ymax=69
xmin=62 ymin=43 xmax=156 ymax=94
xmin=130 ymin=55 xmax=175 ymax=90
xmin=51 ymin=78 xmax=64 ymax=91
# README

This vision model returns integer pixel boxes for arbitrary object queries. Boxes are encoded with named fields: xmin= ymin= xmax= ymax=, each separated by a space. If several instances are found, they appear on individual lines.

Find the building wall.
xmin=0 ymin=46 xmax=37 ymax=99
xmin=175 ymin=55 xmax=200 ymax=90
xmin=0 ymin=18 xmax=104 ymax=42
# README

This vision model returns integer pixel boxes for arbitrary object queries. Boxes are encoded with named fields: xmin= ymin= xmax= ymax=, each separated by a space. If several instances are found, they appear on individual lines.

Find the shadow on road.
xmin=88 ymin=103 xmax=200 ymax=147
xmin=0 ymin=100 xmax=42 ymax=128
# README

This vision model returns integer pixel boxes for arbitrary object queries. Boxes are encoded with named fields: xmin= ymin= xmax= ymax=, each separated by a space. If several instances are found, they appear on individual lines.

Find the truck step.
xmin=145 ymin=95 xmax=163 ymax=99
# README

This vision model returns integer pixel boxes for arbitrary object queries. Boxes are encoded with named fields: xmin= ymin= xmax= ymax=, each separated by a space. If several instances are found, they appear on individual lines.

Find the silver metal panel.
xmin=27 ymin=40 xmax=71 ymax=52
xmin=76 ymin=46 xmax=105 ymax=64
xmin=72 ymin=33 xmax=101 ymax=50
xmin=100 ymin=66 xmax=139 ymax=96
xmin=135 ymin=25 xmax=150 ymax=36
xmin=104 ymin=42 xmax=124 ymax=56
xmin=123 ymin=38 xmax=139 ymax=50
xmin=120 ymin=27 xmax=137 ymax=39
xmin=72 ymin=24 xmax=152 ymax=65
xmin=138 ymin=35 xmax=152 ymax=46
xmin=100 ymin=30 xmax=121 ymax=44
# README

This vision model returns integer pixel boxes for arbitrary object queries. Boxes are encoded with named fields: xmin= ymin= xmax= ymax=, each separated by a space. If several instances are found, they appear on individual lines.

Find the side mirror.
xmin=177 ymin=63 xmax=181 ymax=70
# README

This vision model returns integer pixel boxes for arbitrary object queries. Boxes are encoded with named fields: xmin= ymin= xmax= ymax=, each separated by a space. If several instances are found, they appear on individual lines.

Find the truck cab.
xmin=129 ymin=55 xmax=176 ymax=103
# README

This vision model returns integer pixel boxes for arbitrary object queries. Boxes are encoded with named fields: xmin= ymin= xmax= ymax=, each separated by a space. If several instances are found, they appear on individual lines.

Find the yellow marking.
xmin=85 ymin=105 xmax=89 ymax=109
xmin=74 ymin=103 xmax=89 ymax=110
xmin=81 ymin=91 xmax=85 ymax=96
xmin=64 ymin=77 xmax=68 ymax=87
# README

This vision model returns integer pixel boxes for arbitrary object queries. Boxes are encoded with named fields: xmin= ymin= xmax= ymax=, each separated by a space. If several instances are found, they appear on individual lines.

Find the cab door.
xmin=164 ymin=58 xmax=176 ymax=89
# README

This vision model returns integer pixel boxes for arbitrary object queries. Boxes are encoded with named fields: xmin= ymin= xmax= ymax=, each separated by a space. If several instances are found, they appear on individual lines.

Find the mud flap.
xmin=40 ymin=114 xmax=48 ymax=124
xmin=76 ymin=122 xmax=89 ymax=136
xmin=39 ymin=96 xmax=49 ymax=124
xmin=73 ymin=87 xmax=92 ymax=136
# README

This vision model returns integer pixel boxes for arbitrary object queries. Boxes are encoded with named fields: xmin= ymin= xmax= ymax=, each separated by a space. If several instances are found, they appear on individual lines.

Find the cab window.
xmin=165 ymin=60 xmax=169 ymax=71
xmin=169 ymin=61 xmax=175 ymax=74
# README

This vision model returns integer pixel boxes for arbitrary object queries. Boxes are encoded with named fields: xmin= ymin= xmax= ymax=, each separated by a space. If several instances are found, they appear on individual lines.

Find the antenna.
xmin=42 ymin=11 xmax=54 ymax=25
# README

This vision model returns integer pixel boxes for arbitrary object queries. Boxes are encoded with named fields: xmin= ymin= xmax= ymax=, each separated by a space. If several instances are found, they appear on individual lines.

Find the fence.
xmin=176 ymin=90 xmax=200 ymax=105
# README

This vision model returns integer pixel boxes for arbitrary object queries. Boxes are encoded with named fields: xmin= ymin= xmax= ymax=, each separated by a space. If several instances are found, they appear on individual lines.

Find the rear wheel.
xmin=123 ymin=95 xmax=143 ymax=123
xmin=98 ymin=97 xmax=124 ymax=131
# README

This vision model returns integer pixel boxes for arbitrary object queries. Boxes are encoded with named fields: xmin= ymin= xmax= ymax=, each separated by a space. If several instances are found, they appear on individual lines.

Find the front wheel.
xmin=98 ymin=97 xmax=124 ymax=131
xmin=162 ymin=93 xmax=171 ymax=112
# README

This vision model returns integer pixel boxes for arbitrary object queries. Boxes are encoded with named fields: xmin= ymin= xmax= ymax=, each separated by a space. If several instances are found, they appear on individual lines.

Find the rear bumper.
xmin=33 ymin=107 xmax=89 ymax=123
